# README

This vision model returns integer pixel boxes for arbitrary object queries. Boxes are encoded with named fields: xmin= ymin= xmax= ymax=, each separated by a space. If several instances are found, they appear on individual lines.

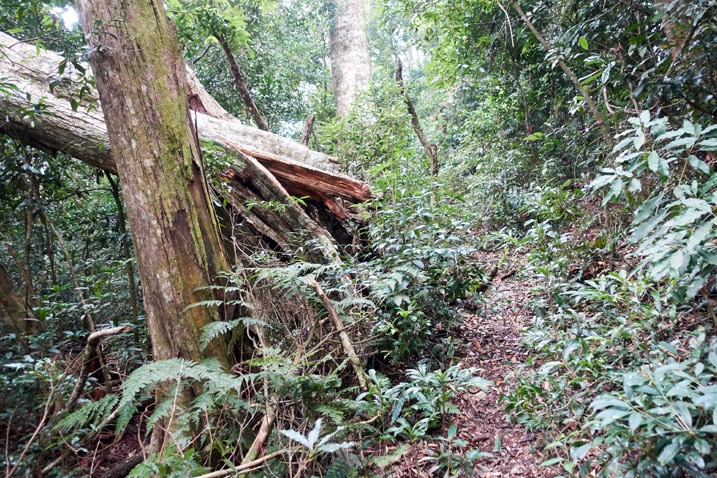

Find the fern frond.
xmin=334 ymin=296 xmax=375 ymax=314
xmin=315 ymin=404 xmax=347 ymax=425
xmin=120 ymin=358 xmax=245 ymax=410
xmin=200 ymin=317 xmax=270 ymax=351
xmin=116 ymin=401 xmax=139 ymax=434
xmin=182 ymin=300 xmax=226 ymax=312
xmin=54 ymin=394 xmax=119 ymax=433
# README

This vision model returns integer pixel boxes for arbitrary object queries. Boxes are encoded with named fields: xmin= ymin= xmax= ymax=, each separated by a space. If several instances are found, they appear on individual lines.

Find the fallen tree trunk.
xmin=0 ymin=31 xmax=371 ymax=256
xmin=0 ymin=32 xmax=369 ymax=195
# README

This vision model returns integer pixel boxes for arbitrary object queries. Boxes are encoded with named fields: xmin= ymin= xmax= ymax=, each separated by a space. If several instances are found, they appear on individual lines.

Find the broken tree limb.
xmin=305 ymin=277 xmax=367 ymax=390
xmin=395 ymin=57 xmax=438 ymax=176
xmin=66 ymin=325 xmax=131 ymax=412
xmin=221 ymin=151 xmax=344 ymax=264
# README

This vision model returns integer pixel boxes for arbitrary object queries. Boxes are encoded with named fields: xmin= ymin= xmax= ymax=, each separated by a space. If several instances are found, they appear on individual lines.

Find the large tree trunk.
xmin=328 ymin=0 xmax=371 ymax=117
xmin=76 ymin=0 xmax=232 ymax=374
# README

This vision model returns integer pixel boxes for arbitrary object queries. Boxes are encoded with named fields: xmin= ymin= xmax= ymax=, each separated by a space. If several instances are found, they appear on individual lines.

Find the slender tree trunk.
xmin=105 ymin=172 xmax=140 ymax=326
xmin=299 ymin=114 xmax=315 ymax=146
xmin=0 ymin=261 xmax=39 ymax=336
xmin=215 ymin=32 xmax=269 ymax=131
xmin=395 ymin=58 xmax=438 ymax=176
xmin=76 ymin=0 xmax=234 ymax=449
xmin=510 ymin=1 xmax=615 ymax=150
xmin=328 ymin=0 xmax=371 ymax=117
xmin=22 ymin=150 xmax=36 ymax=308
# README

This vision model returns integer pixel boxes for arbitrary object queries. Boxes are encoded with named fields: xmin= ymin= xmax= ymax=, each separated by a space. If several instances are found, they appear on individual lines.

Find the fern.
xmin=252 ymin=262 xmax=339 ymax=296
xmin=119 ymin=358 xmax=246 ymax=423
xmin=199 ymin=317 xmax=269 ymax=351
xmin=54 ymin=394 xmax=119 ymax=433
xmin=315 ymin=403 xmax=347 ymax=425
xmin=116 ymin=401 xmax=140 ymax=434
xmin=333 ymin=296 xmax=375 ymax=315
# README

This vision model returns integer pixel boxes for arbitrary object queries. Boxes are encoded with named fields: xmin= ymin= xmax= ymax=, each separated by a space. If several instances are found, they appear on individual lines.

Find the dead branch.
xmin=305 ymin=277 xmax=367 ymax=390
xmin=66 ymin=325 xmax=131 ymax=412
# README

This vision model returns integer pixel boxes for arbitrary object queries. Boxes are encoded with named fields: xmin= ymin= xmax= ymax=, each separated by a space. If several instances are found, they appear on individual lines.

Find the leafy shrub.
xmin=359 ymin=202 xmax=486 ymax=363
xmin=588 ymin=330 xmax=717 ymax=477
xmin=355 ymin=364 xmax=492 ymax=440
xmin=591 ymin=113 xmax=717 ymax=299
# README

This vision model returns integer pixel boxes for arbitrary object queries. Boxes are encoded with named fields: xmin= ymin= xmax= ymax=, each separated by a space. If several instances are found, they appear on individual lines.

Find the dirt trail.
xmin=454 ymin=258 xmax=560 ymax=477
xmin=396 ymin=251 xmax=564 ymax=477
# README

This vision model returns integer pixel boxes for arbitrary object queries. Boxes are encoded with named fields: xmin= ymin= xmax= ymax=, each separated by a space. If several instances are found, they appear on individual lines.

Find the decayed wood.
xmin=221 ymin=151 xmax=344 ymax=264
xmin=185 ymin=65 xmax=236 ymax=122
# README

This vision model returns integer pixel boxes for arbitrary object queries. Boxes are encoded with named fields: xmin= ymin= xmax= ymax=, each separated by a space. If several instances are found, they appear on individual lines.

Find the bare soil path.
xmin=393 ymin=250 xmax=563 ymax=477
xmin=452 ymin=253 xmax=560 ymax=477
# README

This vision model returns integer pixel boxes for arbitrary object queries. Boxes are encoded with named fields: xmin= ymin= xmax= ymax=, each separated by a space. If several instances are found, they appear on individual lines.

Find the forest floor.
xmin=86 ymin=249 xmax=564 ymax=478
xmin=393 ymin=250 xmax=563 ymax=477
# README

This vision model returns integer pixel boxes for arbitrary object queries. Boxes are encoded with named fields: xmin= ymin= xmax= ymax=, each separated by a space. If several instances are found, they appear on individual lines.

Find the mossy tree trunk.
xmin=76 ymin=0 xmax=232 ymax=372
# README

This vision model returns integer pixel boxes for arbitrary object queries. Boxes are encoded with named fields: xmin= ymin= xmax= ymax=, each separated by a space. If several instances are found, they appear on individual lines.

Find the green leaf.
xmin=686 ymin=221 xmax=713 ymax=251
xmin=657 ymin=441 xmax=681 ymax=466
xmin=694 ymin=438 xmax=710 ymax=455
xmin=579 ymin=36 xmax=589 ymax=50
xmin=647 ymin=151 xmax=660 ymax=172
xmin=570 ymin=443 xmax=591 ymax=461
xmin=589 ymin=173 xmax=616 ymax=190
xmin=591 ymin=396 xmax=631 ymax=411
xmin=629 ymin=412 xmax=642 ymax=432
xmin=689 ymin=155 xmax=711 ymax=174
xmin=372 ymin=444 xmax=410 ymax=469
xmin=541 ymin=457 xmax=564 ymax=466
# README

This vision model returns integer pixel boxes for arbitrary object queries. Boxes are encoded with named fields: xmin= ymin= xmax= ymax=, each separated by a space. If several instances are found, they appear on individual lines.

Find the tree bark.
xmin=76 ymin=0 xmax=232 ymax=379
xmin=0 ymin=261 xmax=38 ymax=335
xmin=328 ymin=0 xmax=371 ymax=117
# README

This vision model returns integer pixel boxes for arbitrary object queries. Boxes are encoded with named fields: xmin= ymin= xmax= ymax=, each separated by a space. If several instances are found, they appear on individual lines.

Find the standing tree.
xmin=76 ymin=0 xmax=232 ymax=389
xmin=328 ymin=0 xmax=371 ymax=117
